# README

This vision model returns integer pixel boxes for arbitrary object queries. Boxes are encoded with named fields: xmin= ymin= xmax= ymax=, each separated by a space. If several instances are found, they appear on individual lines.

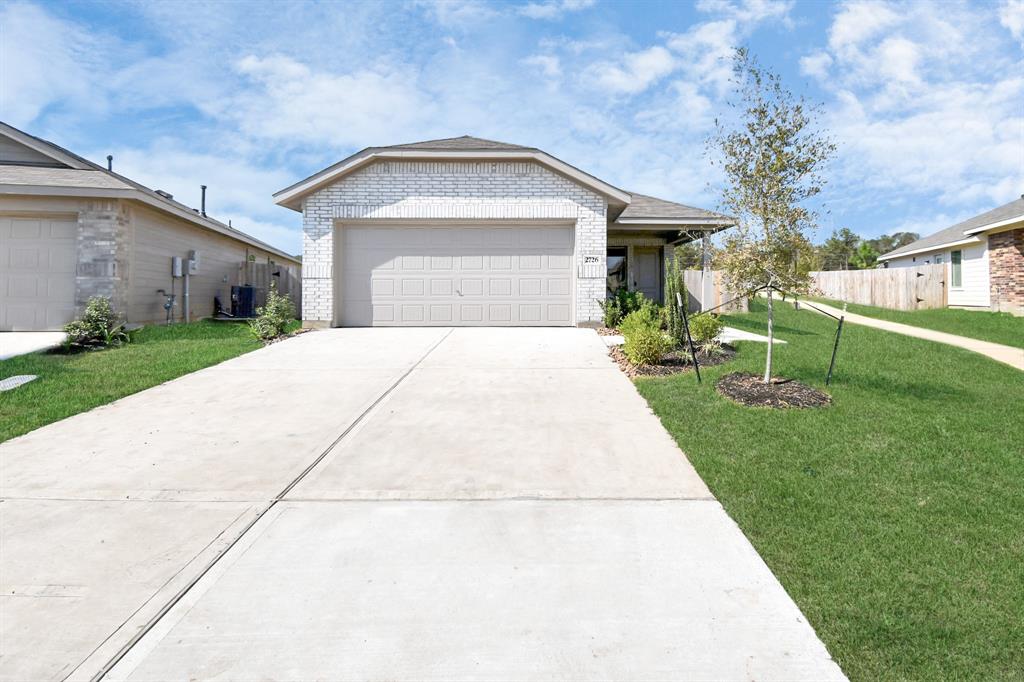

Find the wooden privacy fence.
xmin=810 ymin=265 xmax=946 ymax=310
xmin=239 ymin=261 xmax=302 ymax=315
xmin=682 ymin=270 xmax=748 ymax=313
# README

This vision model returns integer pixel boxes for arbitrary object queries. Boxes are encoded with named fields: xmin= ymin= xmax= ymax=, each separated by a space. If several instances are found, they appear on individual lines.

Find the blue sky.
xmin=2 ymin=0 xmax=1021 ymax=255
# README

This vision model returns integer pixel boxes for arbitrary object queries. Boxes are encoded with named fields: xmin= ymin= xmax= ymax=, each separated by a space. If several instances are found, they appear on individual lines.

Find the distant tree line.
xmin=675 ymin=228 xmax=918 ymax=272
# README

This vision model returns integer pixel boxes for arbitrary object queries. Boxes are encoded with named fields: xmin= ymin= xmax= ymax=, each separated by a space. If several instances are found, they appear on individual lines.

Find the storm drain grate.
xmin=0 ymin=375 xmax=38 ymax=392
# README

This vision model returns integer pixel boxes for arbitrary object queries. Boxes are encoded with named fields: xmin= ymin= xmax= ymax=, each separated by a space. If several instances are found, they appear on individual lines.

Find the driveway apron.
xmin=1 ymin=328 xmax=845 ymax=681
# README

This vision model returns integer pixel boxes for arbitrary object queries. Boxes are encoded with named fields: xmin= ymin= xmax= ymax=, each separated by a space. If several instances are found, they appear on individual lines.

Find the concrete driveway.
xmin=0 ymin=328 xmax=845 ymax=681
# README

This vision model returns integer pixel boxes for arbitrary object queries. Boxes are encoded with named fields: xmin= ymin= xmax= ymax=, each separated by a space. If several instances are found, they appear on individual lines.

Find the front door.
xmin=634 ymin=248 xmax=661 ymax=303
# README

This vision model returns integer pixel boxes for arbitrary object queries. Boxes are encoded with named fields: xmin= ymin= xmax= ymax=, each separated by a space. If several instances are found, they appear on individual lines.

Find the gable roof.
xmin=0 ymin=122 xmax=300 ymax=265
xmin=616 ymin=192 xmax=733 ymax=225
xmin=274 ymin=136 xmax=733 ymax=230
xmin=273 ymin=135 xmax=633 ymax=210
xmin=879 ymin=195 xmax=1024 ymax=261
xmin=383 ymin=136 xmax=537 ymax=152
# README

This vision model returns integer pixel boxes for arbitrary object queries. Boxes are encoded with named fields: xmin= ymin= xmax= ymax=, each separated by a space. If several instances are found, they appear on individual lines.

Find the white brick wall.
xmin=301 ymin=160 xmax=608 ymax=325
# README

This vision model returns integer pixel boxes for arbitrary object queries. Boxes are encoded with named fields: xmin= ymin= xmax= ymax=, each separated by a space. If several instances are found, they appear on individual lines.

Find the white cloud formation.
xmin=517 ymin=0 xmax=595 ymax=20
xmin=585 ymin=46 xmax=676 ymax=94
xmin=225 ymin=55 xmax=434 ymax=148
xmin=1001 ymin=0 xmax=1024 ymax=40
xmin=808 ymin=1 xmax=1024 ymax=212
xmin=0 ymin=2 xmax=109 ymax=125
xmin=523 ymin=54 xmax=562 ymax=78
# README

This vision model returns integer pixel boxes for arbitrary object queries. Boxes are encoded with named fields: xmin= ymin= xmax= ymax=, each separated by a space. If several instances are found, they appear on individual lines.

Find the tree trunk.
xmin=764 ymin=288 xmax=774 ymax=383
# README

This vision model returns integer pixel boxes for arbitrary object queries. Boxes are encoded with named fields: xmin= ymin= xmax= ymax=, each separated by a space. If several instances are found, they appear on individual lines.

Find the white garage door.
xmin=341 ymin=225 xmax=574 ymax=326
xmin=0 ymin=216 xmax=78 ymax=331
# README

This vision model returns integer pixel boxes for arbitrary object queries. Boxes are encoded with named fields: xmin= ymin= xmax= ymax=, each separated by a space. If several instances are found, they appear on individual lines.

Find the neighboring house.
xmin=878 ymin=196 xmax=1024 ymax=315
xmin=274 ymin=136 xmax=732 ymax=327
xmin=0 ymin=122 xmax=301 ymax=331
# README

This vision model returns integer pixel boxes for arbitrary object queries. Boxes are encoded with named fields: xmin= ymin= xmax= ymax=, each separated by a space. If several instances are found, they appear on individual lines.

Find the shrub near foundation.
xmin=620 ymin=309 xmax=671 ymax=365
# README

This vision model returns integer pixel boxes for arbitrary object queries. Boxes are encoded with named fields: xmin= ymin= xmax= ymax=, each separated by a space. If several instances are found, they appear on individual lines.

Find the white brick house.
xmin=275 ymin=137 xmax=732 ymax=327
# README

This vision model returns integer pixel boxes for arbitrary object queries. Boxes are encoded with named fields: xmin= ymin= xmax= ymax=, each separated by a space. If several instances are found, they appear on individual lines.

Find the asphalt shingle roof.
xmin=617 ymin=192 xmax=732 ymax=222
xmin=882 ymin=195 xmax=1024 ymax=259
xmin=381 ymin=136 xmax=538 ymax=152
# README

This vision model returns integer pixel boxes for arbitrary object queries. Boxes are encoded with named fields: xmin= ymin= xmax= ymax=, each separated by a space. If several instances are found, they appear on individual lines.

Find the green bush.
xmin=249 ymin=283 xmax=296 ymax=341
xmin=61 ymin=297 xmax=130 ymax=352
xmin=597 ymin=297 xmax=623 ymax=328
xmin=688 ymin=313 xmax=724 ymax=345
xmin=620 ymin=309 xmax=671 ymax=365
xmin=664 ymin=256 xmax=687 ymax=344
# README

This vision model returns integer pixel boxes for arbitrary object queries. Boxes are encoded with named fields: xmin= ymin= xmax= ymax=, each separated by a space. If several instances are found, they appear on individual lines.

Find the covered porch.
xmin=606 ymin=193 xmax=735 ymax=305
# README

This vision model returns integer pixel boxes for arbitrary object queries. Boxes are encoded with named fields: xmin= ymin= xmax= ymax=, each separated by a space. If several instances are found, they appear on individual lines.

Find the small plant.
xmin=61 ymin=297 xmax=131 ymax=352
xmin=664 ymin=255 xmax=687 ymax=344
xmin=597 ymin=297 xmax=623 ymax=328
xmin=620 ymin=309 xmax=671 ymax=365
xmin=688 ymin=313 xmax=724 ymax=344
xmin=249 ymin=283 xmax=296 ymax=341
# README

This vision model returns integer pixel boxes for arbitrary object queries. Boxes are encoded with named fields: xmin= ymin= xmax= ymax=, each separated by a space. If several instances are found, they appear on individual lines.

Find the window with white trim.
xmin=951 ymin=250 xmax=962 ymax=287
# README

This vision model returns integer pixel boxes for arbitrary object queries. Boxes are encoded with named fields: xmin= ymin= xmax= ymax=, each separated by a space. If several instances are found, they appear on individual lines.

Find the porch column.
xmin=701 ymin=232 xmax=714 ymax=312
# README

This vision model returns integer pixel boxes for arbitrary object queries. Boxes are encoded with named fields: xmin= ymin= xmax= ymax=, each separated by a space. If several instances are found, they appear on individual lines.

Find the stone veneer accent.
xmin=989 ymin=227 xmax=1024 ymax=315
xmin=301 ymin=160 xmax=608 ymax=326
xmin=75 ymin=200 xmax=131 ymax=315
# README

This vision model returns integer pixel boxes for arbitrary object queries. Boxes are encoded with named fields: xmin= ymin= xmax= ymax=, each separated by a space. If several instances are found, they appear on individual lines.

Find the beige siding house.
xmin=879 ymin=196 xmax=1024 ymax=315
xmin=0 ymin=122 xmax=301 ymax=331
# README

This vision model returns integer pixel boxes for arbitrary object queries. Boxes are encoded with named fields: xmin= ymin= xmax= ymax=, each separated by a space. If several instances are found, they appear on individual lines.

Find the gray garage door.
xmin=341 ymin=225 xmax=574 ymax=326
xmin=0 ymin=216 xmax=77 ymax=331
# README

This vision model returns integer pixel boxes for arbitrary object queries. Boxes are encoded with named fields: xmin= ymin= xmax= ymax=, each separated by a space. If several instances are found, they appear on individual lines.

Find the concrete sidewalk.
xmin=2 ymin=328 xmax=845 ymax=681
xmin=0 ymin=331 xmax=65 ymax=360
xmin=799 ymin=300 xmax=1023 ymax=370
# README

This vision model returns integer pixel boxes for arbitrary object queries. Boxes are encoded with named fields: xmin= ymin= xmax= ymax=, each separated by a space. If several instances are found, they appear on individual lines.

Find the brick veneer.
xmin=75 ymin=199 xmax=130 ymax=315
xmin=301 ymin=160 xmax=608 ymax=326
xmin=989 ymin=228 xmax=1024 ymax=315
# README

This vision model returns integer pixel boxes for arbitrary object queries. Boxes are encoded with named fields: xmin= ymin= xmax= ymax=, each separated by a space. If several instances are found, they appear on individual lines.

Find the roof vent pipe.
xmin=106 ymin=155 xmax=113 ymax=171
xmin=201 ymin=185 xmax=207 ymax=216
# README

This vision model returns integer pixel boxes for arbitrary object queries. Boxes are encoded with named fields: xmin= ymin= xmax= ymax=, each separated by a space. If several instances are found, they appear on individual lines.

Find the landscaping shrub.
xmin=620 ymin=309 xmax=671 ymax=365
xmin=688 ymin=313 xmax=725 ymax=353
xmin=61 ymin=297 xmax=131 ymax=352
xmin=664 ymin=256 xmax=687 ymax=344
xmin=597 ymin=296 xmax=623 ymax=328
xmin=249 ymin=283 xmax=296 ymax=341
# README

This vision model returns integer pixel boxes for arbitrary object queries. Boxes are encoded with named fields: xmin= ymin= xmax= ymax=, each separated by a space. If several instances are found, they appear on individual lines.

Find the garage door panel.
xmin=341 ymin=225 xmax=574 ymax=327
xmin=0 ymin=217 xmax=77 ymax=331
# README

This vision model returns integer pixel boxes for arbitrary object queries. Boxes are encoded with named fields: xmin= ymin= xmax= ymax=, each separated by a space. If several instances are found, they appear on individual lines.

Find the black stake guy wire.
xmin=681 ymin=282 xmax=847 ymax=387
xmin=676 ymin=292 xmax=701 ymax=384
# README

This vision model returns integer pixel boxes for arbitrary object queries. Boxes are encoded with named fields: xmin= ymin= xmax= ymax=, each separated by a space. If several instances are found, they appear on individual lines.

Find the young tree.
xmin=819 ymin=227 xmax=860 ymax=270
xmin=850 ymin=241 xmax=880 ymax=269
xmin=709 ymin=48 xmax=835 ymax=382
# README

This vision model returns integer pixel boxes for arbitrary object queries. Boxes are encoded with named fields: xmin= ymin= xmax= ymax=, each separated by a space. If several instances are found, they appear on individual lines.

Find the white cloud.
xmin=225 ymin=55 xmax=434 ymax=148
xmin=523 ymin=54 xmax=562 ymax=77
xmin=800 ymin=51 xmax=833 ymax=79
xmin=586 ymin=46 xmax=676 ymax=95
xmin=696 ymin=0 xmax=793 ymax=25
xmin=1001 ymin=0 xmax=1024 ymax=40
xmin=0 ymin=2 xmax=109 ymax=125
xmin=812 ymin=1 xmax=1024 ymax=211
xmin=517 ymin=0 xmax=595 ymax=20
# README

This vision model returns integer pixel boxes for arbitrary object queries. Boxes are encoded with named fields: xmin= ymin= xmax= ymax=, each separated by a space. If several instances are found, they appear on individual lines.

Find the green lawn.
xmin=812 ymin=297 xmax=1024 ymax=348
xmin=0 ymin=320 xmax=290 ymax=443
xmin=636 ymin=300 xmax=1024 ymax=681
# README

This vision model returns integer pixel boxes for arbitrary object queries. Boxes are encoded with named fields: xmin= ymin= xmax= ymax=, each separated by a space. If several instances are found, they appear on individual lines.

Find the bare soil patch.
xmin=610 ymin=345 xmax=736 ymax=378
xmin=715 ymin=372 xmax=831 ymax=408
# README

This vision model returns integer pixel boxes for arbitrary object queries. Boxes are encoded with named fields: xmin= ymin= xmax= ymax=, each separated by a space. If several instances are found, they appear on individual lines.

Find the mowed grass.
xmin=0 ymin=320 xmax=282 ymax=443
xmin=636 ymin=300 xmax=1024 ymax=681
xmin=813 ymin=297 xmax=1024 ymax=348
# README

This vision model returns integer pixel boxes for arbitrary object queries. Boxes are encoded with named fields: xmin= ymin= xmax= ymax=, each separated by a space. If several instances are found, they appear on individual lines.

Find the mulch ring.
xmin=715 ymin=372 xmax=831 ymax=409
xmin=609 ymin=345 xmax=736 ymax=378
